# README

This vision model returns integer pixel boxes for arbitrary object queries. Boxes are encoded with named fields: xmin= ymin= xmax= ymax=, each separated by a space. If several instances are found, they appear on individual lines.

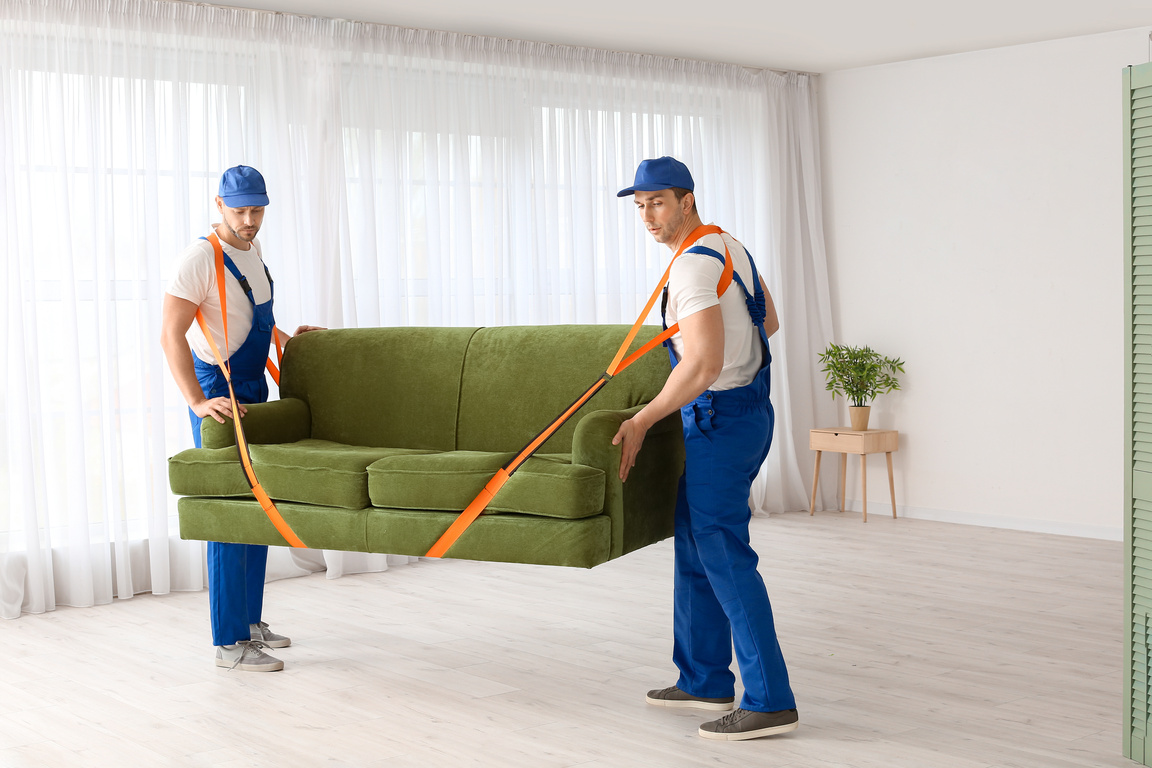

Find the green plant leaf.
xmin=819 ymin=343 xmax=904 ymax=407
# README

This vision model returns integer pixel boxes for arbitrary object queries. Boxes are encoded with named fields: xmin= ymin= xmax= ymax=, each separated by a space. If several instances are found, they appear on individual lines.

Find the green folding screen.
xmin=1126 ymin=60 xmax=1152 ymax=765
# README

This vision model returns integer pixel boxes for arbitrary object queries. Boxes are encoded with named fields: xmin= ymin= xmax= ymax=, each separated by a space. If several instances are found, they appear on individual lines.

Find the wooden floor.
xmin=0 ymin=511 xmax=1131 ymax=767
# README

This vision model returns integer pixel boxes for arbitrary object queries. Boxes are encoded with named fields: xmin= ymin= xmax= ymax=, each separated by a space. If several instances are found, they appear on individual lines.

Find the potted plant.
xmin=818 ymin=343 xmax=905 ymax=431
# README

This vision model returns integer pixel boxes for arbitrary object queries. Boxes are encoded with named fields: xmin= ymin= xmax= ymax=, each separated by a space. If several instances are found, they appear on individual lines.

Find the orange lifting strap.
xmin=194 ymin=232 xmax=305 ymax=548
xmin=425 ymin=224 xmax=734 ymax=558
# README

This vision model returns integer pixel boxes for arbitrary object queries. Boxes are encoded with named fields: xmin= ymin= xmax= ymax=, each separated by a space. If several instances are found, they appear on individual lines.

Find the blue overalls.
xmin=663 ymin=242 xmax=796 ymax=714
xmin=189 ymin=241 xmax=275 ymax=647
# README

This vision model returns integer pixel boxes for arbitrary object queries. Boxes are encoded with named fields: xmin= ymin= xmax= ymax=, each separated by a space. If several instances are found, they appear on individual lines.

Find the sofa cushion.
xmin=278 ymin=327 xmax=478 ymax=452
xmin=367 ymin=451 xmax=605 ymax=520
xmin=170 ymin=440 xmax=436 ymax=510
xmin=455 ymin=325 xmax=672 ymax=454
xmin=169 ymin=446 xmax=251 ymax=498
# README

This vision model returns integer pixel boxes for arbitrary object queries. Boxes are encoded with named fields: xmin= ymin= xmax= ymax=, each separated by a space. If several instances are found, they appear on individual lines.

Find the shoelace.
xmin=713 ymin=708 xmax=750 ymax=728
xmin=252 ymin=621 xmax=272 ymax=640
xmin=225 ymin=639 xmax=270 ymax=671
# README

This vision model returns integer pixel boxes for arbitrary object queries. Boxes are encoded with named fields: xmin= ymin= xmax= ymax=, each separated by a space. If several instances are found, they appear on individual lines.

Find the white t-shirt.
xmin=665 ymin=229 xmax=764 ymax=391
xmin=166 ymin=231 xmax=271 ymax=365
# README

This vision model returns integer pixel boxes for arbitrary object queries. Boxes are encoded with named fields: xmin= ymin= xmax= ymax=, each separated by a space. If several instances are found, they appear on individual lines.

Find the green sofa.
xmin=169 ymin=325 xmax=685 ymax=568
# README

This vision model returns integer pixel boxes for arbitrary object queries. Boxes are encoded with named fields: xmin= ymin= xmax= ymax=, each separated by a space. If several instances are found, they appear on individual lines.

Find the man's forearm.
xmin=632 ymin=305 xmax=725 ymax=429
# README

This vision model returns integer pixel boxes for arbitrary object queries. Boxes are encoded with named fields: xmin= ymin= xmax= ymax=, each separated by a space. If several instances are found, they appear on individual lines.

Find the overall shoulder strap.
xmin=201 ymin=234 xmax=262 ymax=300
xmin=698 ymin=240 xmax=768 ymax=332
xmin=682 ymin=241 xmax=734 ymax=299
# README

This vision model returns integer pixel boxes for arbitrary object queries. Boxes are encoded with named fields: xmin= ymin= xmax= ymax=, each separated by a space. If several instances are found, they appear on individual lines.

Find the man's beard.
xmin=227 ymin=222 xmax=257 ymax=242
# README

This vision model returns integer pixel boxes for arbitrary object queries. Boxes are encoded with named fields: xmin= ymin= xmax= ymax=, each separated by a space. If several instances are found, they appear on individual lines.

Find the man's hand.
xmin=277 ymin=325 xmax=326 ymax=348
xmin=612 ymin=416 xmax=650 ymax=482
xmin=192 ymin=396 xmax=247 ymax=424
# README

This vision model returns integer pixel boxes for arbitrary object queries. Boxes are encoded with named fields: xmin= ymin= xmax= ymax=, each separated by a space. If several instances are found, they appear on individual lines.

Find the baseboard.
xmin=836 ymin=500 xmax=1123 ymax=542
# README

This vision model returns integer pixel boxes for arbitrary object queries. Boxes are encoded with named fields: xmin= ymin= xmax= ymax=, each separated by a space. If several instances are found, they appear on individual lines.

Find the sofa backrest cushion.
xmin=456 ymin=325 xmax=672 ymax=454
xmin=279 ymin=327 xmax=478 ymax=451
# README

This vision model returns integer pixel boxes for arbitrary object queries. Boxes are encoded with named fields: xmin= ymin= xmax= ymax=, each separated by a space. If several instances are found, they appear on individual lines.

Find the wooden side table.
xmin=809 ymin=428 xmax=899 ymax=522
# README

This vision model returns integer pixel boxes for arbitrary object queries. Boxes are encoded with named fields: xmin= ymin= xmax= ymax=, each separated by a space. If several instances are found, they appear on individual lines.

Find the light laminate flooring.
xmin=0 ymin=511 xmax=1130 ymax=767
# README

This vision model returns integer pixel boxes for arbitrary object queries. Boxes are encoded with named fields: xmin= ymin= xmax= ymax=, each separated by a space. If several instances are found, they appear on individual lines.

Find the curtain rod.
xmin=166 ymin=0 xmax=814 ymax=77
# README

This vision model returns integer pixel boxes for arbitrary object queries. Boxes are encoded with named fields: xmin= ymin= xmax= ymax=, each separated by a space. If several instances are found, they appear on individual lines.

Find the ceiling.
xmin=210 ymin=0 xmax=1152 ymax=72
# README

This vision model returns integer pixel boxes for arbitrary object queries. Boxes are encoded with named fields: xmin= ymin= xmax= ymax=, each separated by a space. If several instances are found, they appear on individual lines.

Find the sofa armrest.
xmin=571 ymin=405 xmax=684 ymax=560
xmin=200 ymin=397 xmax=312 ymax=449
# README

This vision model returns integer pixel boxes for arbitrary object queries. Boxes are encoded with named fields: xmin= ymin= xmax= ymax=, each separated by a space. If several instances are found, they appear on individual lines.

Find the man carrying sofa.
xmin=160 ymin=165 xmax=323 ymax=672
xmin=611 ymin=157 xmax=799 ymax=740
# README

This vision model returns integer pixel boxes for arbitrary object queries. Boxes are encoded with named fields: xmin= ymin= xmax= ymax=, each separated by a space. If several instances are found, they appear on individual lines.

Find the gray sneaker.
xmin=698 ymin=707 xmax=799 ymax=740
xmin=645 ymin=685 xmax=735 ymax=711
xmin=249 ymin=621 xmax=291 ymax=648
xmin=215 ymin=640 xmax=284 ymax=672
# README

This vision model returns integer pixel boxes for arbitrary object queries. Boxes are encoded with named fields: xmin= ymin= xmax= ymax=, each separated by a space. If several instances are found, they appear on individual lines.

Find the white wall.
xmin=817 ymin=27 xmax=1152 ymax=540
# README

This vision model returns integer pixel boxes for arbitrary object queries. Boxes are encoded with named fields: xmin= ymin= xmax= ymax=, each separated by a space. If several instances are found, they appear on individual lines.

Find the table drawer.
xmin=810 ymin=429 xmax=897 ymax=454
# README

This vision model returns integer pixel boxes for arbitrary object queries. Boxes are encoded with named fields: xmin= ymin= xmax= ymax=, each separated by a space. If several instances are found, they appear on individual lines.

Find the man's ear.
xmin=683 ymin=191 xmax=695 ymax=213
xmin=215 ymin=196 xmax=225 ymax=214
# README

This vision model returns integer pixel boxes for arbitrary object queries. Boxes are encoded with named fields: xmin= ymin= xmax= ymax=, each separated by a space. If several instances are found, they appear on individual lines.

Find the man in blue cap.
xmin=612 ymin=156 xmax=798 ymax=739
xmin=161 ymin=165 xmax=323 ymax=671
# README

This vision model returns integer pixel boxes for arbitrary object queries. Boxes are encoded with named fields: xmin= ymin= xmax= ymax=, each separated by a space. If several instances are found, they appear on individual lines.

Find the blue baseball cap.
xmin=617 ymin=156 xmax=694 ymax=197
xmin=218 ymin=165 xmax=269 ymax=207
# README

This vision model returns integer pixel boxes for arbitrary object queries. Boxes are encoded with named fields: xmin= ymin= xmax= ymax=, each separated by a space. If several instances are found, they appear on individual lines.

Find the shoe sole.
xmin=215 ymin=659 xmax=284 ymax=672
xmin=646 ymin=694 xmax=734 ymax=711
xmin=698 ymin=720 xmax=799 ymax=740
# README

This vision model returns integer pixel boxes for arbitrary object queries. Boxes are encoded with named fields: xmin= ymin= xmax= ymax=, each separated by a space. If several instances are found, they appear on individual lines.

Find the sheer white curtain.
xmin=0 ymin=0 xmax=835 ymax=619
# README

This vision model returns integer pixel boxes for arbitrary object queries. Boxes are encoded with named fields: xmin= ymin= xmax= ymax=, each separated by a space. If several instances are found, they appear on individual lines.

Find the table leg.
xmin=839 ymin=452 xmax=846 ymax=512
xmin=886 ymin=452 xmax=897 ymax=518
xmin=810 ymin=451 xmax=822 ymax=515
xmin=861 ymin=453 xmax=868 ymax=522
